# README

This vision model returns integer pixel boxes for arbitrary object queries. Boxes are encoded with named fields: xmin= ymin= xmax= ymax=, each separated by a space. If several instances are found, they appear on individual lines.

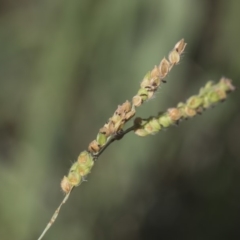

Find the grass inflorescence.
xmin=37 ymin=39 xmax=235 ymax=240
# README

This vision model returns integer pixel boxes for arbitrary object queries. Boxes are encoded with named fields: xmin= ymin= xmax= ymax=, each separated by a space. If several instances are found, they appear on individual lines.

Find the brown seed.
xmin=168 ymin=50 xmax=180 ymax=64
xmin=61 ymin=176 xmax=73 ymax=194
xmin=151 ymin=65 xmax=160 ymax=78
xmin=88 ymin=140 xmax=100 ymax=153
xmin=132 ymin=95 xmax=143 ymax=107
xmin=168 ymin=108 xmax=182 ymax=121
xmin=159 ymin=58 xmax=170 ymax=78
xmin=174 ymin=39 xmax=187 ymax=54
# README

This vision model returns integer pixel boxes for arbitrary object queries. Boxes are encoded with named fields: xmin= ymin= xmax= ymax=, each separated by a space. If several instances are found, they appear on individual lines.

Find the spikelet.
xmin=61 ymin=151 xmax=94 ymax=193
xmin=132 ymin=39 xmax=187 ymax=107
xmin=134 ymin=77 xmax=235 ymax=137
xmin=88 ymin=39 xmax=187 ymax=157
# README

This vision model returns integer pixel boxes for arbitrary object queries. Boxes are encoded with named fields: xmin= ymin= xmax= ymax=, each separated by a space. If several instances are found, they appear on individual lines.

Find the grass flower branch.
xmin=37 ymin=39 xmax=235 ymax=240
xmin=134 ymin=77 xmax=235 ymax=136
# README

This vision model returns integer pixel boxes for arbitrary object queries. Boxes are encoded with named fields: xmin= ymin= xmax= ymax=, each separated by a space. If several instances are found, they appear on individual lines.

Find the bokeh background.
xmin=0 ymin=0 xmax=240 ymax=239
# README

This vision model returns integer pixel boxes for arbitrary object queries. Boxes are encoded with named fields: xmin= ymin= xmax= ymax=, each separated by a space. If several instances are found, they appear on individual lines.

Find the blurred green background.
xmin=0 ymin=0 xmax=240 ymax=239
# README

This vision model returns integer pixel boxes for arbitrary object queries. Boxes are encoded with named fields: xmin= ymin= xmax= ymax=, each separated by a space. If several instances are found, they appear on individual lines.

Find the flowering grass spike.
xmin=37 ymin=39 xmax=235 ymax=240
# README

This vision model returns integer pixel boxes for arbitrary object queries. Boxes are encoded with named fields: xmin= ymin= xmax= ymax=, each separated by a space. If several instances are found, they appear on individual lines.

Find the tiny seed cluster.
xmin=60 ymin=39 xmax=234 ymax=194
xmin=132 ymin=39 xmax=186 ymax=107
xmin=87 ymin=39 xmax=187 ymax=155
xmin=134 ymin=77 xmax=235 ymax=137
xmin=61 ymin=39 xmax=186 ymax=193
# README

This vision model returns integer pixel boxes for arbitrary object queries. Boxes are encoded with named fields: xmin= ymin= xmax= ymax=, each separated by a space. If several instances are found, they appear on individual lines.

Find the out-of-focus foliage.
xmin=0 ymin=1 xmax=239 ymax=240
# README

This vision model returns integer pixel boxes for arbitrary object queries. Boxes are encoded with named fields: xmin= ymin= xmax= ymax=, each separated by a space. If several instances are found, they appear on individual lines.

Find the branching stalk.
xmin=37 ymin=39 xmax=235 ymax=240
